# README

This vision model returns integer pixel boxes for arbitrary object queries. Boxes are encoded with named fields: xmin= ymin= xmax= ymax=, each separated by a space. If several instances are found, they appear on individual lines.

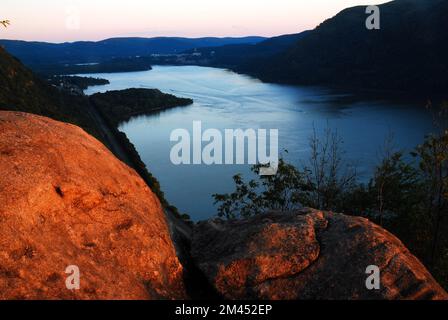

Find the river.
xmin=84 ymin=65 xmax=435 ymax=221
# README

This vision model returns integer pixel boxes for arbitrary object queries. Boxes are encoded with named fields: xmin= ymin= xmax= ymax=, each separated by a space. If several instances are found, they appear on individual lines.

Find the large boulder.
xmin=0 ymin=111 xmax=186 ymax=299
xmin=191 ymin=209 xmax=448 ymax=300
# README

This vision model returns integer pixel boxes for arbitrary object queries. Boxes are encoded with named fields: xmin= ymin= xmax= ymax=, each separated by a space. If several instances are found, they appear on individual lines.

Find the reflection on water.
xmin=84 ymin=66 xmax=435 ymax=221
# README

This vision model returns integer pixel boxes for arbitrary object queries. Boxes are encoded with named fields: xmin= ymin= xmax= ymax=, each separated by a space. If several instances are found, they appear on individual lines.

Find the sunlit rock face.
xmin=191 ymin=209 xmax=448 ymax=300
xmin=0 ymin=111 xmax=186 ymax=300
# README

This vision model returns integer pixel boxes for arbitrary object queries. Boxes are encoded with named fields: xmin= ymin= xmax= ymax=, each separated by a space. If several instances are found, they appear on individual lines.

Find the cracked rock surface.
xmin=191 ymin=209 xmax=448 ymax=300
xmin=0 ymin=111 xmax=186 ymax=299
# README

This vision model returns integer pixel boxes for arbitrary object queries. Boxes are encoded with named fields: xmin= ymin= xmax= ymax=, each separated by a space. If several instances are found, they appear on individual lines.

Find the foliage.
xmin=413 ymin=131 xmax=448 ymax=264
xmin=213 ymin=159 xmax=307 ymax=219
xmin=90 ymin=88 xmax=193 ymax=126
xmin=369 ymin=152 xmax=420 ymax=225
xmin=302 ymin=126 xmax=357 ymax=211
xmin=35 ymin=56 xmax=154 ymax=76
xmin=47 ymin=76 xmax=110 ymax=90
xmin=213 ymin=127 xmax=356 ymax=219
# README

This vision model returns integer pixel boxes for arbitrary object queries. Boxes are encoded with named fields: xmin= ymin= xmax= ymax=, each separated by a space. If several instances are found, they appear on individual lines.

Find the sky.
xmin=1 ymin=0 xmax=390 ymax=42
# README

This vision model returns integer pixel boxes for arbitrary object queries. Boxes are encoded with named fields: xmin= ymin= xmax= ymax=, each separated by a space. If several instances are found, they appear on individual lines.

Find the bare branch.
xmin=1 ymin=20 xmax=10 ymax=28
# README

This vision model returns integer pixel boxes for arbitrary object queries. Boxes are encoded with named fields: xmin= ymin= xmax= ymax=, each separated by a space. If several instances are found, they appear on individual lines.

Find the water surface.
xmin=84 ymin=66 xmax=435 ymax=221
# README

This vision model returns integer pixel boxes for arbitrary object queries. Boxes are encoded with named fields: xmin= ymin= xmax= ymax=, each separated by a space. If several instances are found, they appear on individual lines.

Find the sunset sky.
xmin=1 ymin=0 xmax=390 ymax=42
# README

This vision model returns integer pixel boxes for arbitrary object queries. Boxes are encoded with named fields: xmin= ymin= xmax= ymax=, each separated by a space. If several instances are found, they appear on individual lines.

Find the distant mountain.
xmin=31 ymin=56 xmax=154 ymax=76
xmin=3 ymin=0 xmax=445 ymax=93
xmin=249 ymin=0 xmax=448 ymax=93
xmin=0 ymin=36 xmax=266 ymax=67
xmin=183 ymin=32 xmax=310 ymax=68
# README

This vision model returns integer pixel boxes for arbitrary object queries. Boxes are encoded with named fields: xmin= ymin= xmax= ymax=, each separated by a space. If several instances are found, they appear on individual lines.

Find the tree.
xmin=413 ymin=132 xmax=448 ymax=266
xmin=370 ymin=151 xmax=419 ymax=226
xmin=213 ymin=126 xmax=357 ymax=219
xmin=414 ymin=102 xmax=448 ymax=266
xmin=213 ymin=158 xmax=307 ymax=219
xmin=302 ymin=125 xmax=357 ymax=211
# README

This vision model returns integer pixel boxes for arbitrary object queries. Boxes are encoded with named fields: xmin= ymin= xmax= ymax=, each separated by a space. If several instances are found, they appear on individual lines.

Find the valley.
xmin=80 ymin=65 xmax=436 ymax=220
xmin=0 ymin=0 xmax=447 ymax=302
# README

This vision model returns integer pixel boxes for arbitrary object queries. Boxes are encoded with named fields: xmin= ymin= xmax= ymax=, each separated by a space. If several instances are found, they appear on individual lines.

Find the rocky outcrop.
xmin=191 ymin=209 xmax=448 ymax=300
xmin=0 ymin=111 xmax=186 ymax=300
xmin=1 ymin=111 xmax=446 ymax=301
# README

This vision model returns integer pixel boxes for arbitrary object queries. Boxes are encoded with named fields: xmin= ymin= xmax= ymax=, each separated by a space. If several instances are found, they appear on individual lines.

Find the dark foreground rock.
xmin=0 ymin=111 xmax=186 ymax=299
xmin=191 ymin=209 xmax=448 ymax=300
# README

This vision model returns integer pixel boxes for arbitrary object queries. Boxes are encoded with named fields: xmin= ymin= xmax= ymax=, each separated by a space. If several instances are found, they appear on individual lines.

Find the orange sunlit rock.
xmin=192 ymin=209 xmax=448 ymax=300
xmin=0 ymin=111 xmax=186 ymax=300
